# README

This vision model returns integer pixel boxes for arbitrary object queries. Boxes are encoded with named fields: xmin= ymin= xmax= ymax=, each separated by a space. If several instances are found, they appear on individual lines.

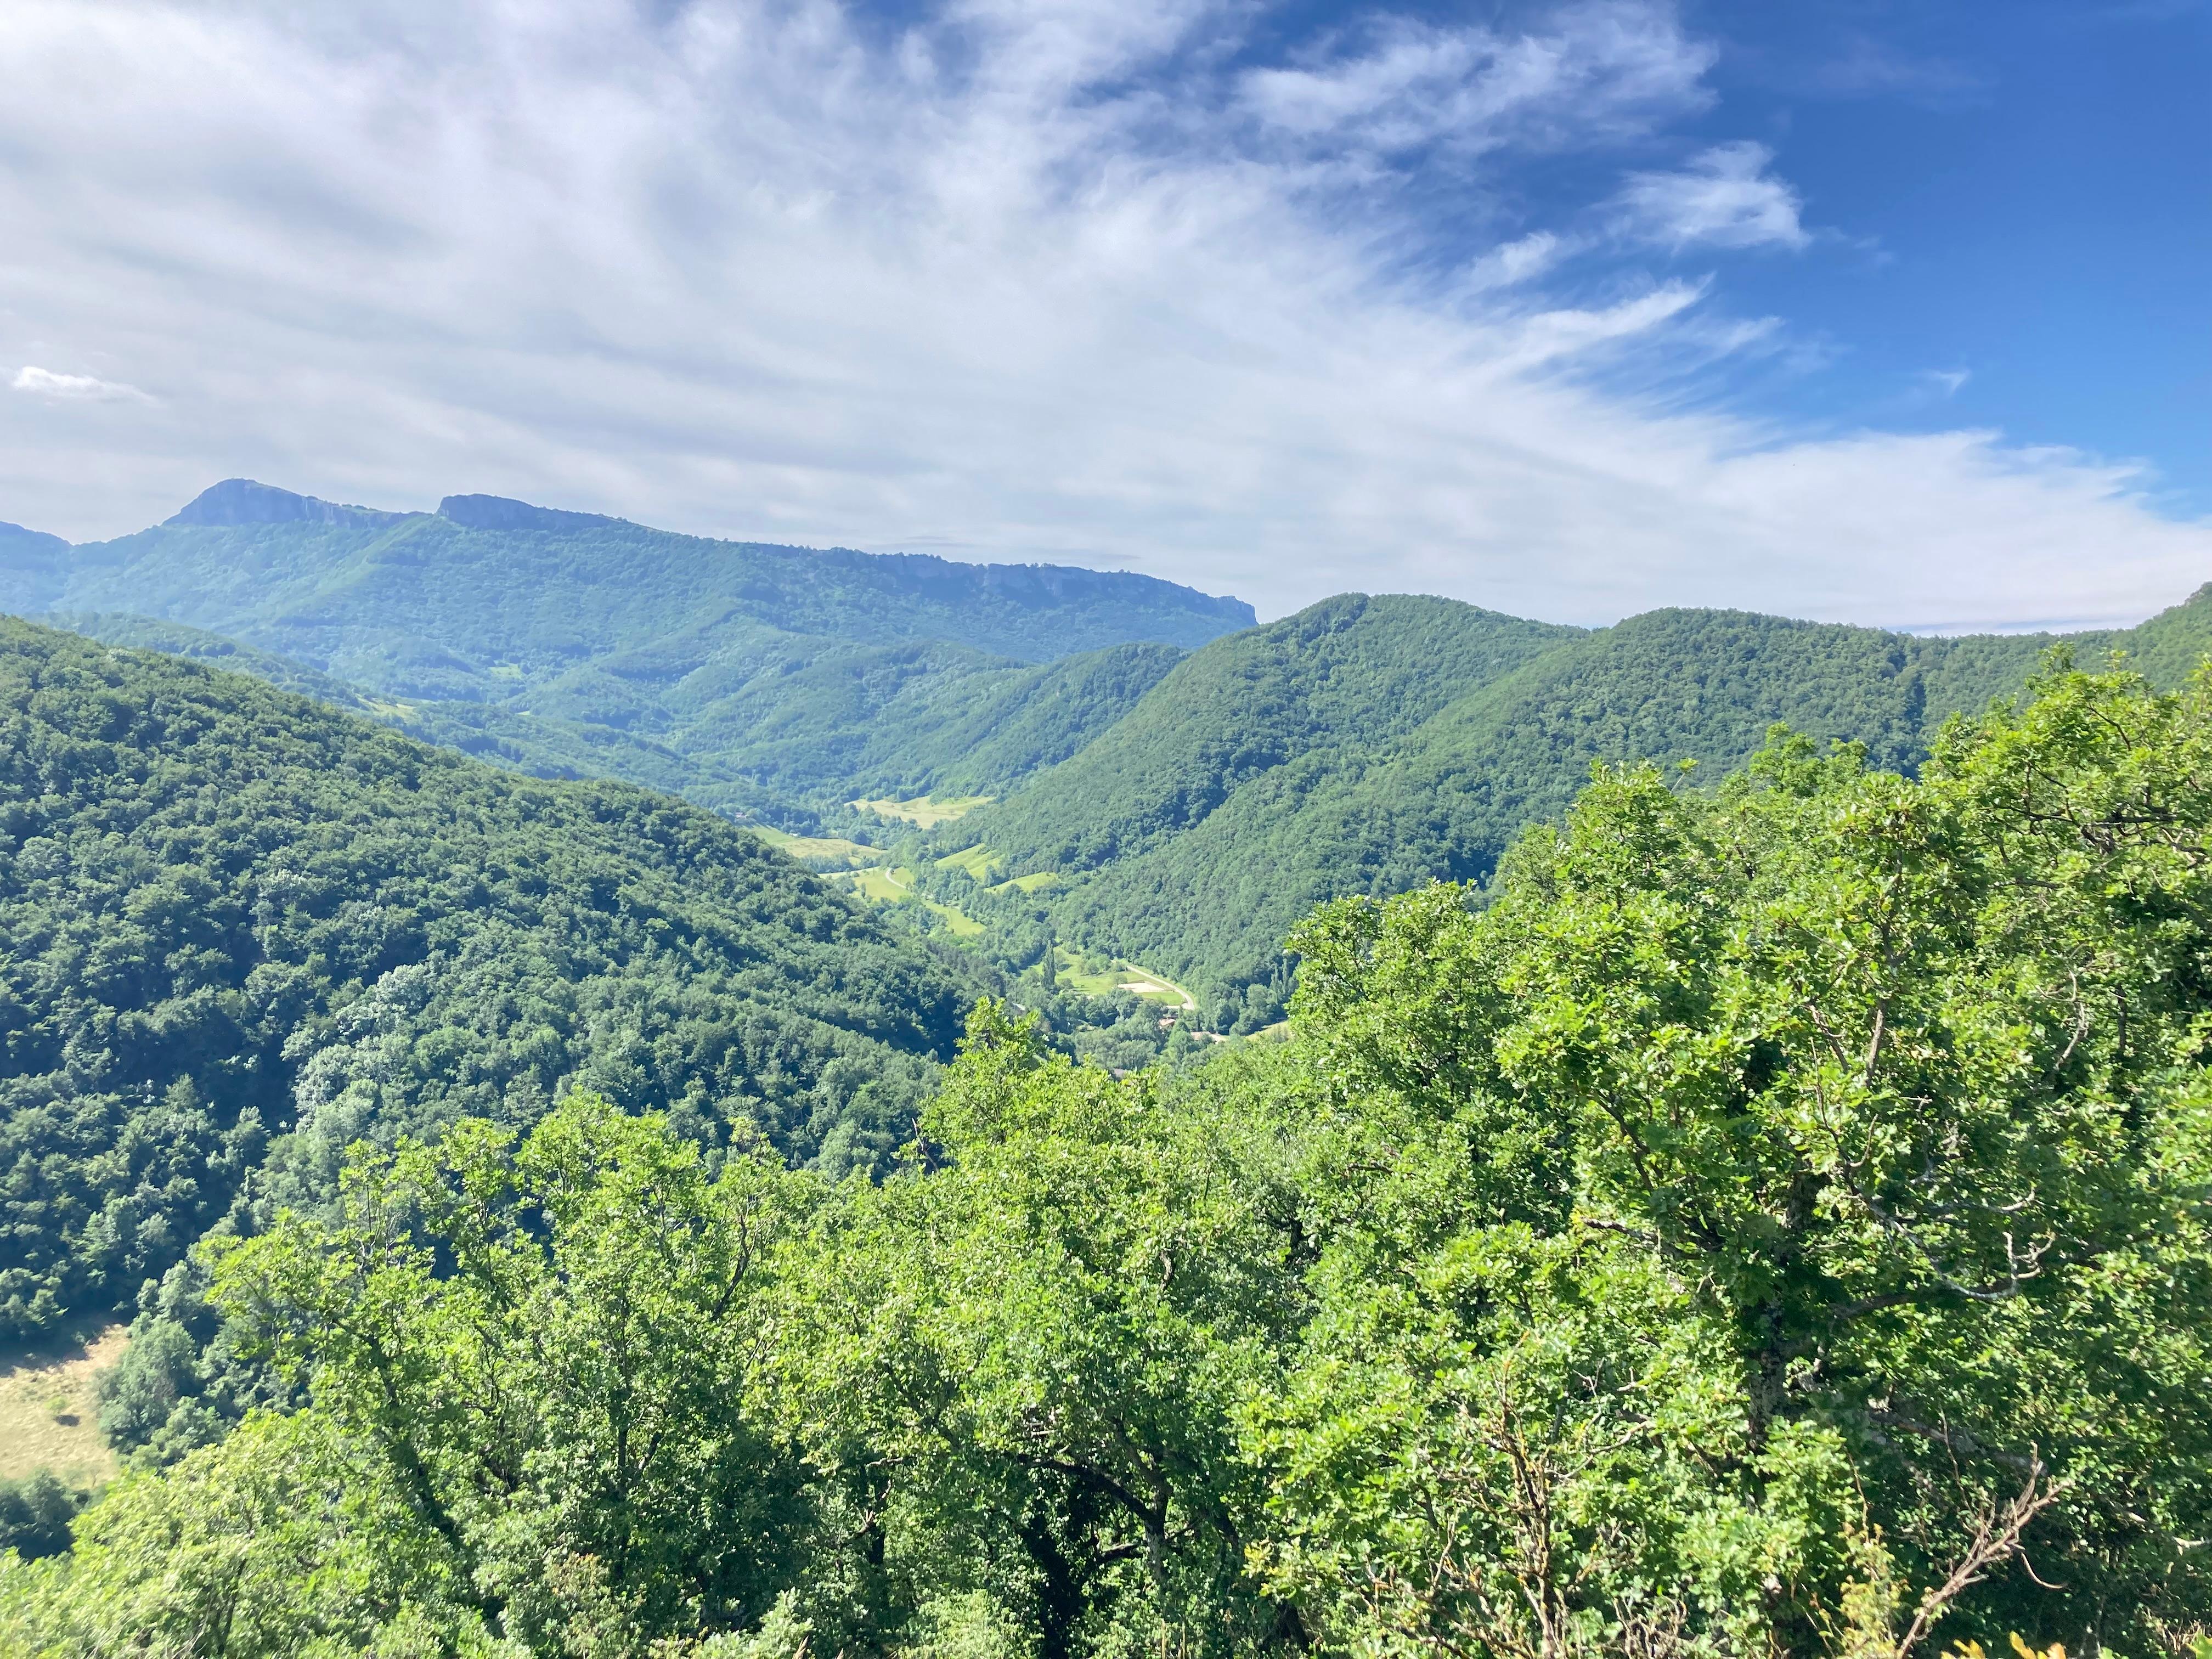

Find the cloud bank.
xmin=0 ymin=0 xmax=2202 ymax=630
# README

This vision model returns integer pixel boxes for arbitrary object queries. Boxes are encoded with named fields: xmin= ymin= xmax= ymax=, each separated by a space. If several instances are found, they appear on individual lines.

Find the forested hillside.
xmin=0 ymin=619 xmax=989 ymax=1342
xmin=1 ymin=480 xmax=1245 ymax=823
xmin=5 ymin=659 xmax=2208 ymax=1656
xmin=946 ymin=584 xmax=2212 ymax=1028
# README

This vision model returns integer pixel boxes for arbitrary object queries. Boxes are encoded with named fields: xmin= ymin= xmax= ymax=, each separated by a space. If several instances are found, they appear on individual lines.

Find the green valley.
xmin=9 ymin=490 xmax=2210 ymax=1040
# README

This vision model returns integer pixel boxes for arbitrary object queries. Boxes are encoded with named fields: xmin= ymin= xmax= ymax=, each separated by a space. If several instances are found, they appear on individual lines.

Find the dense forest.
xmin=2 ymin=654 xmax=2207 ymax=1656
xmin=0 ymin=619 xmax=992 ymax=1344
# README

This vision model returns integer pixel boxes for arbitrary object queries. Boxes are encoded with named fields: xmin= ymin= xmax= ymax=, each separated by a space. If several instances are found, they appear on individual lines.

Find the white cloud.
xmin=13 ymin=365 xmax=155 ymax=403
xmin=0 ymin=0 xmax=2201 ymax=636
xmin=1615 ymin=140 xmax=1811 ymax=251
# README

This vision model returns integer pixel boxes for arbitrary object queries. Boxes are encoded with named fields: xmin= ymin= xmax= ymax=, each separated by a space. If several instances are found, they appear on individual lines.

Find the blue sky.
xmin=1683 ymin=1 xmax=2208 ymax=505
xmin=1 ymin=0 xmax=2205 ymax=629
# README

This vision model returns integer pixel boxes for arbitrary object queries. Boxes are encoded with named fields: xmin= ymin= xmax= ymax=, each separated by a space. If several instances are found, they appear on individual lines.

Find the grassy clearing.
xmin=935 ymin=845 xmax=1002 ymax=883
xmin=828 ymin=866 xmax=986 ymax=936
xmin=0 ymin=1322 xmax=126 ymax=1487
xmin=1055 ymin=950 xmax=1197 ymax=1011
xmin=834 ymin=866 xmax=911 ymax=902
xmin=747 ymin=824 xmax=887 ymax=867
xmin=850 ymin=794 xmax=992 ymax=828
xmin=922 ymin=897 xmax=986 ymax=937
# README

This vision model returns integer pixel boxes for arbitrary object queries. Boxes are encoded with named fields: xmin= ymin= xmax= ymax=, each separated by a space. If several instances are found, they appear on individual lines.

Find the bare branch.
xmin=1895 ymin=1457 xmax=2069 ymax=1658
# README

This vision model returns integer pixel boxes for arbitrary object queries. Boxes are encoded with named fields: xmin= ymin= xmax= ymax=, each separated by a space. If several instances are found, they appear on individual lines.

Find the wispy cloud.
xmin=1614 ymin=141 xmax=1810 ymax=251
xmin=13 ymin=365 xmax=155 ymax=403
xmin=1463 ymin=231 xmax=1570 ymax=291
xmin=0 ymin=0 xmax=2200 ymax=634
xmin=1733 ymin=31 xmax=1988 ymax=109
xmin=1237 ymin=4 xmax=1713 ymax=158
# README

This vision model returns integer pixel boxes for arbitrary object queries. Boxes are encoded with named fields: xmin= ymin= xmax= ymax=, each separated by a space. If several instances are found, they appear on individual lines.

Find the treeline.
xmin=0 ymin=620 xmax=989 ymax=1342
xmin=6 ymin=658 xmax=2209 ymax=1656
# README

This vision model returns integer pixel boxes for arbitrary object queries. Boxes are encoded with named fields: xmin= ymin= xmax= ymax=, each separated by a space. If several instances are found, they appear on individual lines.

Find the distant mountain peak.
xmin=438 ymin=494 xmax=626 ymax=533
xmin=168 ymin=478 xmax=403 ymax=529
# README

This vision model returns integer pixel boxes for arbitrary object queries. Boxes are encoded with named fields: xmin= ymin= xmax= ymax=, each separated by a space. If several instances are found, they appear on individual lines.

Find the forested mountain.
xmin=945 ymin=584 xmax=2212 ymax=1028
xmin=2 ymin=479 xmax=1247 ymax=820
xmin=0 ymin=619 xmax=990 ymax=1342
xmin=970 ymin=594 xmax=1581 ymax=871
xmin=24 ymin=480 xmax=1251 ymax=672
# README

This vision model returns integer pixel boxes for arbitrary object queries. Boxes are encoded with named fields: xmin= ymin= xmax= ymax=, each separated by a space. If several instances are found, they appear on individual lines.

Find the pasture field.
xmin=850 ymin=794 xmax=992 ymax=828
xmin=1056 ymin=951 xmax=1196 ymax=1011
xmin=989 ymin=871 xmax=1060 ymax=894
xmin=935 ymin=844 xmax=1002 ymax=883
xmin=828 ymin=865 xmax=986 ymax=936
xmin=922 ymin=896 xmax=986 ymax=937
xmin=836 ymin=866 xmax=912 ymax=902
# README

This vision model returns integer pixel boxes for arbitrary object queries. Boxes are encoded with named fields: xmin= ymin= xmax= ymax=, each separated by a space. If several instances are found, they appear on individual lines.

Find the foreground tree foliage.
xmin=772 ymin=1008 xmax=1312 ymax=1655
xmin=2 ymin=659 xmax=2207 ymax=1656
xmin=1268 ymin=657 xmax=2212 ymax=1653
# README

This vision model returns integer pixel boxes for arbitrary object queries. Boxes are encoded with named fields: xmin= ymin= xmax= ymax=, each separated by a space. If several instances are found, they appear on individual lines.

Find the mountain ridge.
xmin=1 ymin=479 xmax=1253 ymax=824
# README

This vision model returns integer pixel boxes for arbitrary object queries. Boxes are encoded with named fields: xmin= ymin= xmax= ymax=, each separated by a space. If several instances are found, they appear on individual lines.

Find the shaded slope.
xmin=31 ymin=611 xmax=795 ymax=821
xmin=646 ymin=635 xmax=1189 ymax=801
xmin=30 ymin=611 xmax=396 ymax=710
xmin=0 ymin=522 xmax=70 ymax=615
